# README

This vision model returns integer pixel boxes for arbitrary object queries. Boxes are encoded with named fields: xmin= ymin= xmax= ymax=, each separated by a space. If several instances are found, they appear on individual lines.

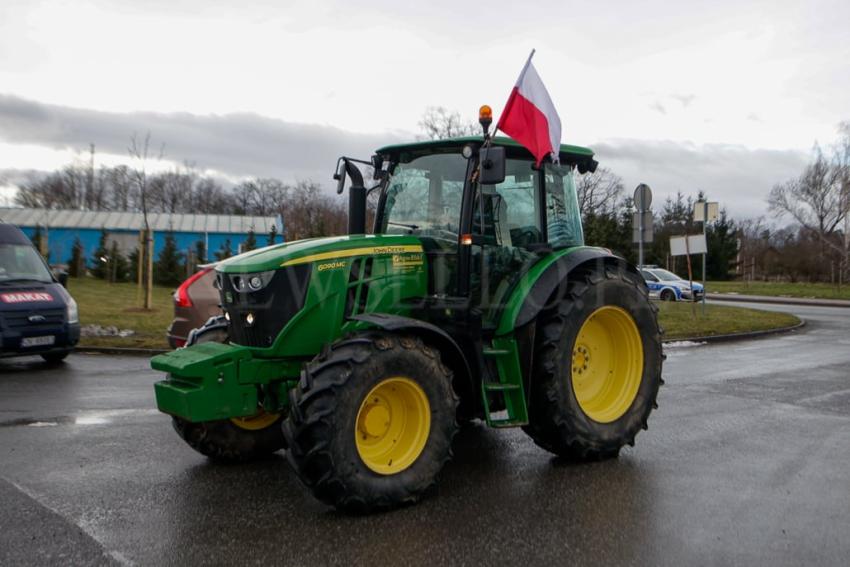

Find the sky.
xmin=1 ymin=0 xmax=848 ymax=218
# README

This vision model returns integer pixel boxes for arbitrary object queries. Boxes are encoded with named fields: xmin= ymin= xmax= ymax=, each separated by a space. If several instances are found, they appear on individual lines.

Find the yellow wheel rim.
xmin=571 ymin=306 xmax=644 ymax=423
xmin=230 ymin=410 xmax=280 ymax=431
xmin=355 ymin=377 xmax=431 ymax=475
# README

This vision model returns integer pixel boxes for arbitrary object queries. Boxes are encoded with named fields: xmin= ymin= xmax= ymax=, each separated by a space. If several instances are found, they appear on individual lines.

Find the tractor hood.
xmin=216 ymin=234 xmax=425 ymax=274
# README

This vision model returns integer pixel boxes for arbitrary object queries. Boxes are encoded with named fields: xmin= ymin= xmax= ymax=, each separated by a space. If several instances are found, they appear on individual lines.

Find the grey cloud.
xmin=592 ymin=139 xmax=809 ymax=219
xmin=0 ymin=94 xmax=405 ymax=184
xmin=649 ymin=101 xmax=667 ymax=115
xmin=671 ymin=94 xmax=696 ymax=108
xmin=0 ymin=94 xmax=811 ymax=220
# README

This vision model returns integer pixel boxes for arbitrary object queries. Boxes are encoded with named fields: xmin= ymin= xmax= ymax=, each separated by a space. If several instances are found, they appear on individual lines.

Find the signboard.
xmin=669 ymin=234 xmax=707 ymax=256
xmin=632 ymin=211 xmax=654 ymax=243
xmin=634 ymin=184 xmax=652 ymax=211
xmin=693 ymin=201 xmax=719 ymax=222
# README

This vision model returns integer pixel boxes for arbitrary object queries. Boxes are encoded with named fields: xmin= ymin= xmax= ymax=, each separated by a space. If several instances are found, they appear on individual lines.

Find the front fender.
xmin=349 ymin=313 xmax=473 ymax=397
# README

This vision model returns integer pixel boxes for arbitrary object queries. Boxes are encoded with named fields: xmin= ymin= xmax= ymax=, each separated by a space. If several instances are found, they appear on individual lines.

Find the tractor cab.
xmin=353 ymin=136 xmax=597 ymax=328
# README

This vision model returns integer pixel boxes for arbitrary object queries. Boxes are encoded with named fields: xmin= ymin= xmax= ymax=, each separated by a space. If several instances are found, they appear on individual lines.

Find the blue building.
xmin=0 ymin=207 xmax=284 ymax=267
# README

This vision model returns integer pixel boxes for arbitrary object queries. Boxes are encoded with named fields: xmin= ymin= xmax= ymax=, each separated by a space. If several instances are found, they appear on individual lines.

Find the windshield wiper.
xmin=387 ymin=221 xmax=420 ymax=230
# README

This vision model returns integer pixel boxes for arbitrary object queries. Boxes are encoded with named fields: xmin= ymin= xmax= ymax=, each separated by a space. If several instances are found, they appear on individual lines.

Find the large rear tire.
xmin=283 ymin=332 xmax=458 ymax=513
xmin=171 ymin=321 xmax=285 ymax=463
xmin=523 ymin=263 xmax=663 ymax=460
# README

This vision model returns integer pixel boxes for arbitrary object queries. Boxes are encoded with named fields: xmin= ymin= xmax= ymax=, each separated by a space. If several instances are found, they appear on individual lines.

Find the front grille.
xmin=2 ymin=308 xmax=65 ymax=330
xmin=220 ymin=265 xmax=312 ymax=348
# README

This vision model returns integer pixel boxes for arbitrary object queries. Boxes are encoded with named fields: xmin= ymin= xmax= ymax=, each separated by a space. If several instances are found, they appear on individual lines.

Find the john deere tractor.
xmin=152 ymin=117 xmax=663 ymax=513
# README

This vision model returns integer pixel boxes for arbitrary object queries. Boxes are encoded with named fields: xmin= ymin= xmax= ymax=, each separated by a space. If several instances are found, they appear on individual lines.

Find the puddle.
xmin=0 ymin=408 xmax=160 ymax=428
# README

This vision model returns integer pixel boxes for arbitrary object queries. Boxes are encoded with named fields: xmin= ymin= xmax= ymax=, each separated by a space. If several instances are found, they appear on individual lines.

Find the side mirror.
xmin=56 ymin=270 xmax=69 ymax=288
xmin=334 ymin=158 xmax=346 ymax=194
xmin=371 ymin=154 xmax=386 ymax=180
xmin=479 ymin=146 xmax=506 ymax=185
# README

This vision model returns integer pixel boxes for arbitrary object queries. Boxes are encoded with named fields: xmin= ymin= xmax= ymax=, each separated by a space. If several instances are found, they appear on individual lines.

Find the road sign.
xmin=670 ymin=234 xmax=707 ymax=256
xmin=693 ymin=201 xmax=719 ymax=222
xmin=634 ymin=184 xmax=652 ymax=211
xmin=632 ymin=211 xmax=654 ymax=243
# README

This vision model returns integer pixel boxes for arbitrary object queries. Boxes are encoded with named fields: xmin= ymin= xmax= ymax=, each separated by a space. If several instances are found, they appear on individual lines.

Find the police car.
xmin=639 ymin=265 xmax=704 ymax=302
xmin=0 ymin=223 xmax=80 ymax=362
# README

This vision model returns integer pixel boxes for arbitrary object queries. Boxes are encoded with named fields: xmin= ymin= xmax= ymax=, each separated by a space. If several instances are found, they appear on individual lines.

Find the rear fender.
xmin=496 ymin=247 xmax=641 ymax=336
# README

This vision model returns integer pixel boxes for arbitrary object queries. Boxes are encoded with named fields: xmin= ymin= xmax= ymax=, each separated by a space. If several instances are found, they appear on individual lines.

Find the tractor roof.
xmin=377 ymin=136 xmax=595 ymax=167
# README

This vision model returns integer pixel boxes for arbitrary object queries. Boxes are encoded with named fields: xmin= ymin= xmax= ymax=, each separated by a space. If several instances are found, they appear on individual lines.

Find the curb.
xmin=662 ymin=319 xmax=806 ymax=345
xmin=707 ymin=293 xmax=850 ymax=308
xmin=76 ymin=345 xmax=169 ymax=356
xmin=77 ymin=320 xmax=808 ymax=356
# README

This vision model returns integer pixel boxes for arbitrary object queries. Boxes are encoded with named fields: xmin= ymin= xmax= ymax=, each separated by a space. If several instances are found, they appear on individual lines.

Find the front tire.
xmin=41 ymin=351 xmax=70 ymax=363
xmin=283 ymin=333 xmax=458 ymax=513
xmin=171 ymin=320 xmax=285 ymax=463
xmin=523 ymin=263 xmax=663 ymax=460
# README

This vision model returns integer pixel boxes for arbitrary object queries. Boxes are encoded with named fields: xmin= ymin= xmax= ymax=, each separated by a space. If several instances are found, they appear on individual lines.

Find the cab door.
xmin=470 ymin=160 xmax=584 ymax=329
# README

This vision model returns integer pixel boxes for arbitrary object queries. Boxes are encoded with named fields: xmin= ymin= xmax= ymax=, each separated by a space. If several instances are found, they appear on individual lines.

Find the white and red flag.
xmin=496 ymin=50 xmax=562 ymax=166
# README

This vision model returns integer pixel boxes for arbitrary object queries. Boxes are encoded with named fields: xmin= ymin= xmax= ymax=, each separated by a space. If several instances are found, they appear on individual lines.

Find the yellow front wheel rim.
xmin=355 ymin=377 xmax=431 ymax=475
xmin=571 ymin=306 xmax=644 ymax=423
xmin=230 ymin=410 xmax=280 ymax=431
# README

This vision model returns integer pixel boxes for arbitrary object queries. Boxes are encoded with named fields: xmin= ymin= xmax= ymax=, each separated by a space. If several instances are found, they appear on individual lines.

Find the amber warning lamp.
xmin=479 ymin=105 xmax=493 ymax=135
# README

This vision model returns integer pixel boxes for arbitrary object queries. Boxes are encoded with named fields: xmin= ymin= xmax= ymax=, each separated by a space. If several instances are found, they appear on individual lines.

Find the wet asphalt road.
xmin=1 ymin=301 xmax=849 ymax=566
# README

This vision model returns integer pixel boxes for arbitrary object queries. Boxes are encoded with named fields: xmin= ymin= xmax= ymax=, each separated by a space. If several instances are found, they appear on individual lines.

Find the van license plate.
xmin=21 ymin=336 xmax=55 ymax=347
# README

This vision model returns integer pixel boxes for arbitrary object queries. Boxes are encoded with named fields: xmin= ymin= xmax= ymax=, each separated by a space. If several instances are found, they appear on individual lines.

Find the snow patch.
xmin=664 ymin=340 xmax=707 ymax=349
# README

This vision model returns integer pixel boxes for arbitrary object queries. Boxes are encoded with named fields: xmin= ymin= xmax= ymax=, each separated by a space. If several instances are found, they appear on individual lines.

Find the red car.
xmin=166 ymin=264 xmax=222 ymax=348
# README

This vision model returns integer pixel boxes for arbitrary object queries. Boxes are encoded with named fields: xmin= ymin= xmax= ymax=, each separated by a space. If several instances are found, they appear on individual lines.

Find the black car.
xmin=0 ymin=223 xmax=80 ymax=362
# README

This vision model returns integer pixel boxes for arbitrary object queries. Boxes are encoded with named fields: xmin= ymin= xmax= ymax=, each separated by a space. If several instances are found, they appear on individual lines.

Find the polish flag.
xmin=496 ymin=51 xmax=562 ymax=166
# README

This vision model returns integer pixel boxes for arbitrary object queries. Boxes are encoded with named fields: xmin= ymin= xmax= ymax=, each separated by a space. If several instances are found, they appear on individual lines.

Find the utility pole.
xmin=87 ymin=143 xmax=95 ymax=210
xmin=702 ymin=201 xmax=707 ymax=314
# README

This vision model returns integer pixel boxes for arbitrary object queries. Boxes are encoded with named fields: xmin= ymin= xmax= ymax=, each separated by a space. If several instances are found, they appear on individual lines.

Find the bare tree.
xmin=575 ymin=167 xmax=624 ymax=216
xmin=128 ymin=132 xmax=164 ymax=309
xmin=768 ymin=145 xmax=847 ymax=257
xmin=418 ymin=106 xmax=479 ymax=140
xmin=192 ymin=177 xmax=230 ymax=214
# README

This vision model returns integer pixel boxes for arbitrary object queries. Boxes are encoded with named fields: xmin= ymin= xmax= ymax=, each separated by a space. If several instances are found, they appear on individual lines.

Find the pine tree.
xmin=242 ymin=230 xmax=257 ymax=252
xmin=68 ymin=237 xmax=85 ymax=277
xmin=215 ymin=239 xmax=233 ymax=261
xmin=30 ymin=225 xmax=51 ymax=261
xmin=267 ymin=224 xmax=278 ymax=246
xmin=108 ymin=241 xmax=130 ymax=282
xmin=128 ymin=247 xmax=140 ymax=283
xmin=90 ymin=229 xmax=110 ymax=279
xmin=154 ymin=232 xmax=185 ymax=286
xmin=194 ymin=240 xmax=206 ymax=264
xmin=705 ymin=211 xmax=738 ymax=280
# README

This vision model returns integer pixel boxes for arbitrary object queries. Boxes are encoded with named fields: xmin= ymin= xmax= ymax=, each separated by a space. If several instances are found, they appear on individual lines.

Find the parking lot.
xmin=1 ymin=301 xmax=849 ymax=566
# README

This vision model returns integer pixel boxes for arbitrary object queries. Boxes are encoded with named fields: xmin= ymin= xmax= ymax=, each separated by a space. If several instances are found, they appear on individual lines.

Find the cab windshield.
xmin=380 ymin=153 xmax=467 ymax=242
xmin=0 ymin=243 xmax=53 ymax=284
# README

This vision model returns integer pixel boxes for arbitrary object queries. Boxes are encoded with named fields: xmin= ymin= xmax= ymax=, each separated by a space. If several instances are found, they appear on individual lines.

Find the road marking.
xmin=3 ymin=477 xmax=135 ymax=566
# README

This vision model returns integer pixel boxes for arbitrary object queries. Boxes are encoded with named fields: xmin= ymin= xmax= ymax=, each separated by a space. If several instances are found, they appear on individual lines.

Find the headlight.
xmin=229 ymin=270 xmax=275 ymax=293
xmin=67 ymin=297 xmax=79 ymax=324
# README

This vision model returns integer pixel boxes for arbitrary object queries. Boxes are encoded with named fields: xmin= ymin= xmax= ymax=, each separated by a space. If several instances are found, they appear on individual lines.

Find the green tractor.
xmin=151 ymin=124 xmax=663 ymax=513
